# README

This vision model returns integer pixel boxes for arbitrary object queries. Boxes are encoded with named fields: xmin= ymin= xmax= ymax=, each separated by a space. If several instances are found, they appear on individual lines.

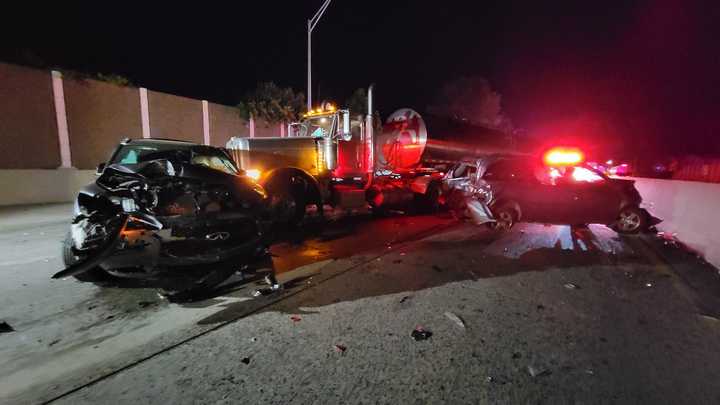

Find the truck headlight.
xmin=121 ymin=198 xmax=138 ymax=212
xmin=246 ymin=169 xmax=261 ymax=181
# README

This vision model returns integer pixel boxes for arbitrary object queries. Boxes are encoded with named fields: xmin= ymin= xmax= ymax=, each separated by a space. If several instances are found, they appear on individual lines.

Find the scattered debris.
xmin=250 ymin=337 xmax=257 ymax=342
xmin=252 ymin=288 xmax=276 ymax=297
xmin=563 ymin=283 xmax=580 ymax=290
xmin=105 ymin=315 xmax=115 ymax=320
xmin=399 ymin=296 xmax=411 ymax=304
xmin=512 ymin=352 xmax=522 ymax=359
xmin=400 ymin=252 xmax=406 ymax=256
xmin=0 ymin=322 xmax=14 ymax=333
xmin=333 ymin=344 xmax=347 ymax=354
xmin=432 ymin=265 xmax=443 ymax=273
xmin=410 ymin=326 xmax=433 ymax=341
xmin=48 ymin=339 xmax=61 ymax=347
xmin=241 ymin=357 xmax=250 ymax=365
xmin=444 ymin=312 xmax=466 ymax=329
xmin=138 ymin=301 xmax=154 ymax=308
xmin=585 ymin=369 xmax=595 ymax=375
xmin=645 ymin=282 xmax=653 ymax=288
xmin=527 ymin=365 xmax=551 ymax=377
xmin=536 ymin=304 xmax=545 ymax=311
xmin=290 ymin=315 xmax=302 ymax=323
xmin=393 ymin=259 xmax=403 ymax=264
xmin=485 ymin=376 xmax=494 ymax=383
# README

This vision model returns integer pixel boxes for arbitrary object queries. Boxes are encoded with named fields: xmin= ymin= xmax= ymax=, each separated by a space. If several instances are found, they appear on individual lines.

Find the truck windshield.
xmin=302 ymin=116 xmax=335 ymax=138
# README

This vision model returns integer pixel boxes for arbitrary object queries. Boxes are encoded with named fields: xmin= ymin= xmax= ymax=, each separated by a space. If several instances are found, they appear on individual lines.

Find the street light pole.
xmin=307 ymin=0 xmax=332 ymax=111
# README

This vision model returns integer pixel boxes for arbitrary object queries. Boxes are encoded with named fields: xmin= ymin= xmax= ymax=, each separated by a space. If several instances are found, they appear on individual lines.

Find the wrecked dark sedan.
xmin=55 ymin=139 xmax=270 ymax=296
xmin=444 ymin=153 xmax=660 ymax=234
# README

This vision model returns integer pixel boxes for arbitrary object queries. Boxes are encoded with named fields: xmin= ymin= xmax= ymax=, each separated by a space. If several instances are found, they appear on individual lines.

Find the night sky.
xmin=2 ymin=0 xmax=719 ymax=158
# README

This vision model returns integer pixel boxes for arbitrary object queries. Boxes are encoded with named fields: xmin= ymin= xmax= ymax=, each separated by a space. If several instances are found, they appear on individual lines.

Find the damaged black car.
xmin=443 ymin=155 xmax=661 ymax=234
xmin=55 ymin=139 xmax=271 ymax=298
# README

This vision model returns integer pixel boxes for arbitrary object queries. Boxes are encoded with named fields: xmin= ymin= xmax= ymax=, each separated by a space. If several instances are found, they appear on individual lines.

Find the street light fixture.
xmin=307 ymin=0 xmax=332 ymax=111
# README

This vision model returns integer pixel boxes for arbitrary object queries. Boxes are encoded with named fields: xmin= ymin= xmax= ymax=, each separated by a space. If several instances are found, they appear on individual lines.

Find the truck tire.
xmin=61 ymin=232 xmax=113 ymax=282
xmin=265 ymin=176 xmax=307 ymax=227
xmin=419 ymin=182 xmax=442 ymax=213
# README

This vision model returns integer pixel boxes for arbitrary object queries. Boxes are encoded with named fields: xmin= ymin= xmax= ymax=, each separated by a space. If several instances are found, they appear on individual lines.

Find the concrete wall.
xmin=634 ymin=177 xmax=720 ymax=269
xmin=147 ymin=91 xmax=203 ymax=144
xmin=0 ymin=169 xmax=96 ymax=206
xmin=64 ymin=79 xmax=143 ymax=169
xmin=254 ymin=119 xmax=282 ymax=137
xmin=0 ymin=63 xmax=60 ymax=169
xmin=0 ymin=62 xmax=296 ymax=205
xmin=208 ymin=103 xmax=249 ymax=147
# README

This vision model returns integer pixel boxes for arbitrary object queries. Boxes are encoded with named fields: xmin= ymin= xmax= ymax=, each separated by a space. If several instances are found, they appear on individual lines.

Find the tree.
xmin=427 ymin=76 xmax=513 ymax=132
xmin=237 ymin=82 xmax=306 ymax=123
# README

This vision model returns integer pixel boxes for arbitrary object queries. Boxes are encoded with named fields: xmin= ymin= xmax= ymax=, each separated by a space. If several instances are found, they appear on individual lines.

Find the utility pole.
xmin=308 ymin=0 xmax=332 ymax=111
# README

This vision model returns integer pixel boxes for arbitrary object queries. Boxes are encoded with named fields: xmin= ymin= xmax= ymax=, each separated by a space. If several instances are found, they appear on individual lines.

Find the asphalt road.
xmin=2 ymin=204 xmax=720 ymax=404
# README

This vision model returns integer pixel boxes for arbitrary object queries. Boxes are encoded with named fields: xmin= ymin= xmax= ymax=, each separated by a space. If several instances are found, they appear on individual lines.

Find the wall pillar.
xmin=139 ymin=87 xmax=151 ymax=138
xmin=249 ymin=116 xmax=255 ymax=138
xmin=51 ymin=71 xmax=72 ymax=168
xmin=202 ymin=100 xmax=210 ymax=145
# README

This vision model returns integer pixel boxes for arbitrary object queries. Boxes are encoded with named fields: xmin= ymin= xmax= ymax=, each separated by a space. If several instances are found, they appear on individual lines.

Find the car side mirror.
xmin=95 ymin=162 xmax=106 ymax=175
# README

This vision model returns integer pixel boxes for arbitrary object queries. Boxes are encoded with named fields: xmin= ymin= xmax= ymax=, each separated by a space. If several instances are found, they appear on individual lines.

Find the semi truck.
xmin=226 ymin=85 xmax=511 ymax=223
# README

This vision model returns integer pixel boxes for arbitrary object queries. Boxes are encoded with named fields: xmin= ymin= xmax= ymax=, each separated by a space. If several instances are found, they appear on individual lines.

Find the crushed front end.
xmin=55 ymin=157 xmax=270 ymax=287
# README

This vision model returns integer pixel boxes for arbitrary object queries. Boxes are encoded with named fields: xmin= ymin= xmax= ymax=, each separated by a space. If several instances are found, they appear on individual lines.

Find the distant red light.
xmin=543 ymin=147 xmax=584 ymax=166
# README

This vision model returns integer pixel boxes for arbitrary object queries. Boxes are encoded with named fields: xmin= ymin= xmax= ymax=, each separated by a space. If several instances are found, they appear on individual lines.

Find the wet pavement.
xmin=2 ymin=204 xmax=720 ymax=404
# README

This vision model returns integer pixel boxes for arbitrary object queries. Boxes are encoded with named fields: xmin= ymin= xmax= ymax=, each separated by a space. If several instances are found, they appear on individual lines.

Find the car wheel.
xmin=488 ymin=205 xmax=516 ymax=232
xmin=61 ymin=232 xmax=113 ymax=282
xmin=615 ymin=206 xmax=647 ymax=235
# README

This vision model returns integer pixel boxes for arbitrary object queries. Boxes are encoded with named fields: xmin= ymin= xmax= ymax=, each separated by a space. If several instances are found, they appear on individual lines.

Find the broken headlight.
xmin=109 ymin=196 xmax=139 ymax=212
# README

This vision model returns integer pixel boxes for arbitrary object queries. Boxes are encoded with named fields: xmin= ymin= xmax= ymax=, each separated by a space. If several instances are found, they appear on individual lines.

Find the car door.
xmin=485 ymin=159 xmax=573 ymax=223
xmin=564 ymin=166 xmax=622 ymax=223
xmin=526 ymin=165 xmax=586 ymax=224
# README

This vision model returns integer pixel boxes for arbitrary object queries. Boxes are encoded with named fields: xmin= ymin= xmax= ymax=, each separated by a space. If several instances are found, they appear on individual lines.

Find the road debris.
xmin=333 ymin=344 xmax=347 ymax=354
xmin=399 ymin=295 xmax=412 ymax=304
xmin=48 ymin=339 xmax=61 ymax=346
xmin=138 ymin=301 xmax=154 ymax=308
xmin=432 ymin=265 xmax=443 ymax=273
xmin=585 ymin=369 xmax=595 ymax=375
xmin=564 ymin=283 xmax=580 ymax=290
xmin=645 ymin=282 xmax=653 ymax=288
xmin=290 ymin=315 xmax=302 ymax=323
xmin=527 ymin=365 xmax=551 ymax=377
xmin=512 ymin=352 xmax=522 ymax=359
xmin=536 ymin=304 xmax=545 ymax=310
xmin=410 ymin=326 xmax=433 ymax=341
xmin=0 ymin=321 xmax=14 ymax=333
xmin=485 ymin=376 xmax=494 ymax=383
xmin=241 ymin=357 xmax=251 ymax=365
xmin=444 ymin=312 xmax=466 ymax=329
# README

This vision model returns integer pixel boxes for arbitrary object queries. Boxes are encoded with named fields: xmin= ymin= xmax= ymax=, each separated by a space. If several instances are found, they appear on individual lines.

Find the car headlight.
xmin=110 ymin=196 xmax=139 ymax=212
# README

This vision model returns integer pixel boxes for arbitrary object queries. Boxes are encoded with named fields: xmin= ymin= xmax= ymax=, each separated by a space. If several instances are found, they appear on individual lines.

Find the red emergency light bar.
xmin=543 ymin=147 xmax=584 ymax=166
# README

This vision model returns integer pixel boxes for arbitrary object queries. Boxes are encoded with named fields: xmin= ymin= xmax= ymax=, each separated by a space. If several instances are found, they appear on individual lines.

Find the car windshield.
xmin=190 ymin=152 xmax=239 ymax=175
xmin=111 ymin=144 xmax=239 ymax=175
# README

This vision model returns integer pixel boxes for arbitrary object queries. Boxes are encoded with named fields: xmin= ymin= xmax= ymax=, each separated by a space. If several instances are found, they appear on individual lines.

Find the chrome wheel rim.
xmin=495 ymin=211 xmax=513 ymax=231
xmin=618 ymin=210 xmax=641 ymax=232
